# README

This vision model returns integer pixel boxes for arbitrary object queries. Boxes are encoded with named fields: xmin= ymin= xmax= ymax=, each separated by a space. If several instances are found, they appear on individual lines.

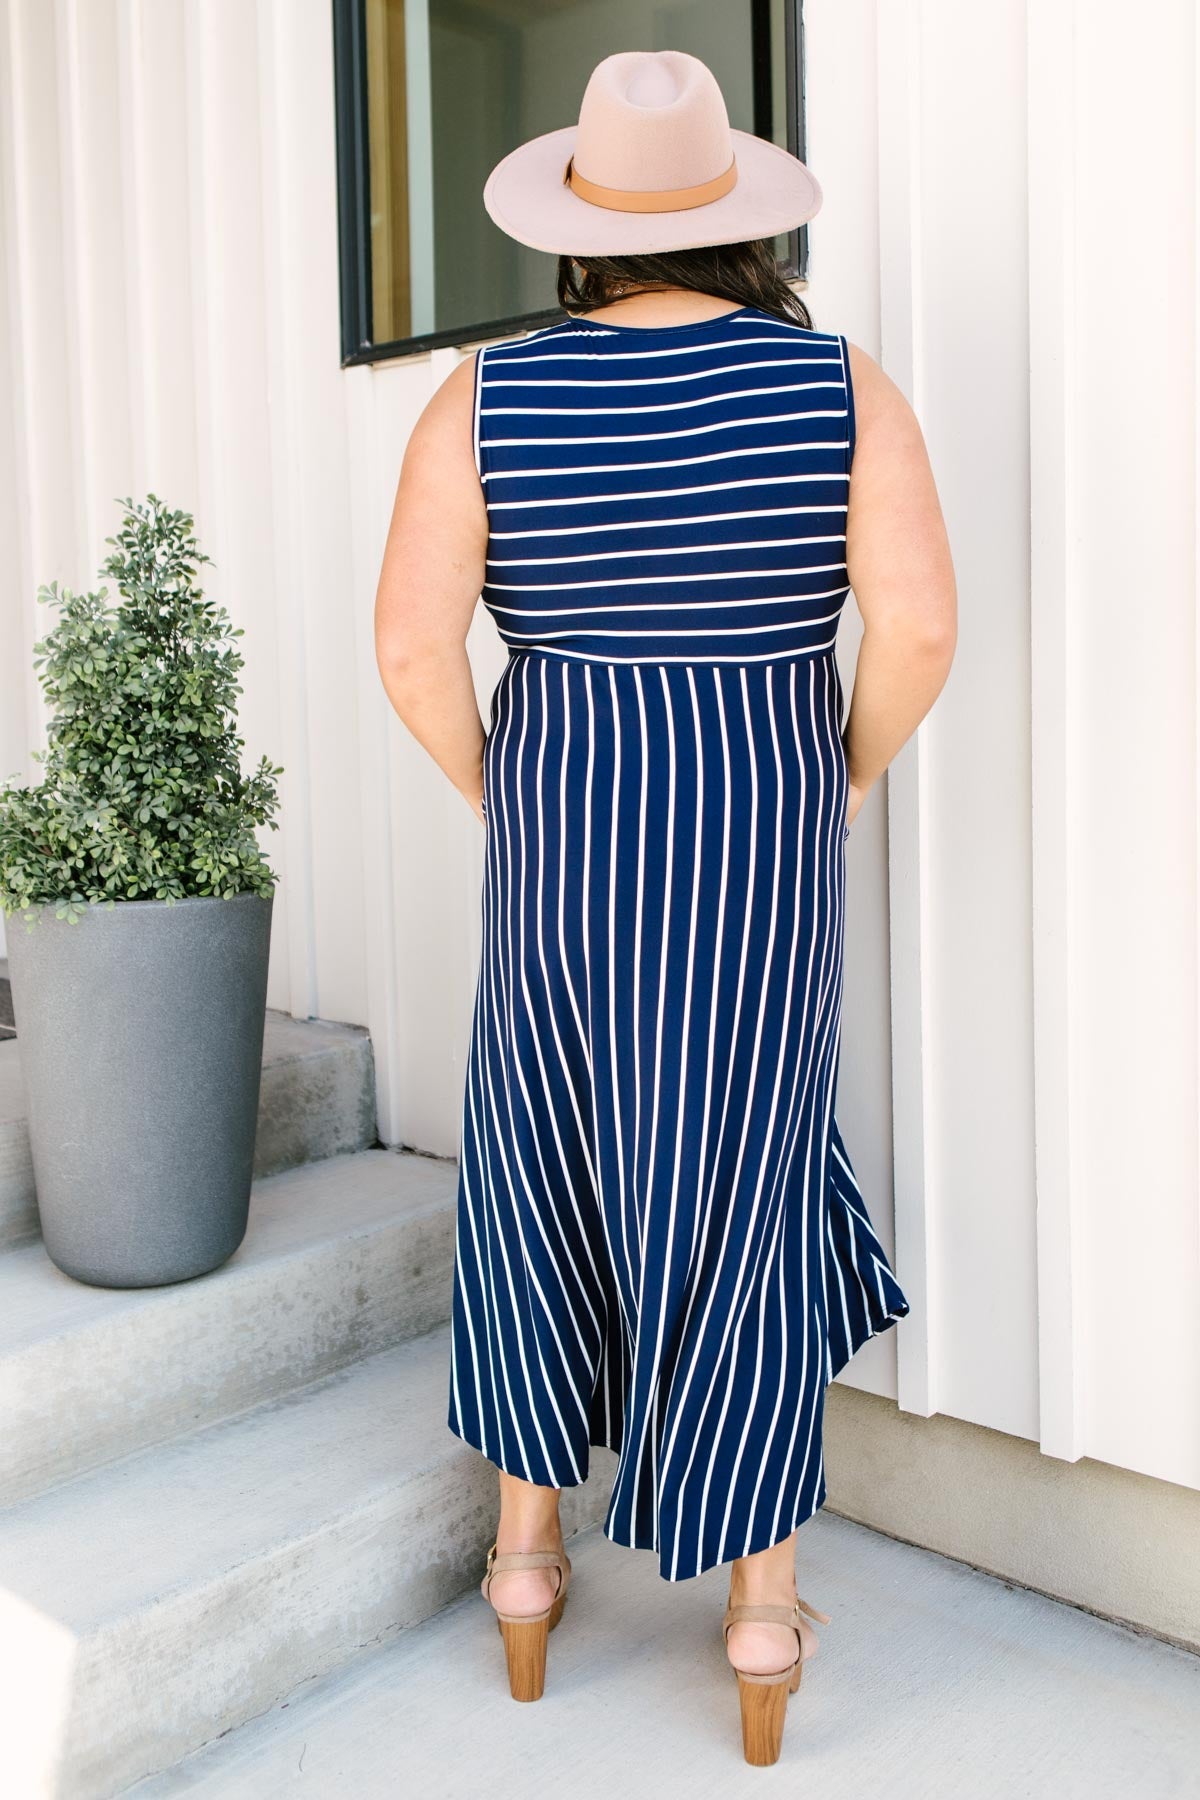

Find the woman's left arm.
xmin=374 ymin=353 xmax=491 ymax=823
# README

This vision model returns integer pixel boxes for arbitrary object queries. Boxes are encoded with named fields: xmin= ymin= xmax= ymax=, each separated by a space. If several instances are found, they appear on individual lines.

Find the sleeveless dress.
xmin=447 ymin=302 xmax=910 ymax=1582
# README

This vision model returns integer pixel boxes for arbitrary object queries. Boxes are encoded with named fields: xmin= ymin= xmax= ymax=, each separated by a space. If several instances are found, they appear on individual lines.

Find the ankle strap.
xmin=481 ymin=1541 xmax=568 ymax=1599
xmin=722 ymin=1595 xmax=832 ymax=1640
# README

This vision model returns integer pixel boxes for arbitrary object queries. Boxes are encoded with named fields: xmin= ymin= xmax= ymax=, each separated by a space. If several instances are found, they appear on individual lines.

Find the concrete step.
xmin=0 ymin=1010 xmax=376 ymax=1248
xmin=0 ymin=1147 xmax=455 ymax=1505
xmin=0 ymin=1323 xmax=618 ymax=1798
xmin=129 ymin=1513 xmax=1200 ymax=1800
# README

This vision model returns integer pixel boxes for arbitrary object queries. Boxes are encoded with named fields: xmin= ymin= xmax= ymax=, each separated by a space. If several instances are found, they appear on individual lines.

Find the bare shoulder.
xmin=387 ymin=348 xmax=487 ymax=558
xmin=844 ymin=339 xmax=926 ymax=451
xmin=403 ymin=350 xmax=481 ymax=471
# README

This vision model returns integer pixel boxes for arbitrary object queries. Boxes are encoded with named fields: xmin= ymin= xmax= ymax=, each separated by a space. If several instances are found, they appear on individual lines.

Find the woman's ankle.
xmin=728 ymin=1531 xmax=799 ymax=1604
xmin=495 ymin=1470 xmax=563 ymax=1550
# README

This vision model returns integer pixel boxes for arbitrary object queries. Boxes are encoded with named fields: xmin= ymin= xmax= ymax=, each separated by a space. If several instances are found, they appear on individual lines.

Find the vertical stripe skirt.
xmin=448 ymin=644 xmax=910 ymax=1581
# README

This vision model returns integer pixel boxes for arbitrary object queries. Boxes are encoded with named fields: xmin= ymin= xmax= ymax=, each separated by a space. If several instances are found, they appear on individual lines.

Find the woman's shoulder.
xmin=842 ymin=339 xmax=924 ymax=446
xmin=841 ymin=337 xmax=911 ymax=396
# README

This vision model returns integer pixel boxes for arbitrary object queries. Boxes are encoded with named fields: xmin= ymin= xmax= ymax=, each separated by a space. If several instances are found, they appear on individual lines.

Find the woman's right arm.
xmin=841 ymin=342 xmax=958 ymax=825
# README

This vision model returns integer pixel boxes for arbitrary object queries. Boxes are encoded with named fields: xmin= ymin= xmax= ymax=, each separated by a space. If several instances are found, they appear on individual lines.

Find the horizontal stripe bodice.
xmin=472 ymin=304 xmax=856 ymax=666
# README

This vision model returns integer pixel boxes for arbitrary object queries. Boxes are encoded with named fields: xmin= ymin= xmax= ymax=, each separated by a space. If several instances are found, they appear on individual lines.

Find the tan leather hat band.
xmin=564 ymin=154 xmax=738 ymax=213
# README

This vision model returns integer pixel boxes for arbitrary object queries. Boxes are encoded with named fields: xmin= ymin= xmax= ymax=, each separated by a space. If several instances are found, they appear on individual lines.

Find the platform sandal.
xmin=722 ymin=1591 xmax=832 ymax=1766
xmin=480 ymin=1540 xmax=572 ymax=1702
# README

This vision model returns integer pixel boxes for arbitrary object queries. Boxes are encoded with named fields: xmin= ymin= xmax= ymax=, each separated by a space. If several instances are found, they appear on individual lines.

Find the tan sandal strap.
xmin=482 ymin=1545 xmax=568 ymax=1602
xmin=722 ymin=1601 xmax=801 ymax=1639
xmin=488 ymin=1551 xmax=564 ymax=1575
xmin=722 ymin=1597 xmax=832 ymax=1640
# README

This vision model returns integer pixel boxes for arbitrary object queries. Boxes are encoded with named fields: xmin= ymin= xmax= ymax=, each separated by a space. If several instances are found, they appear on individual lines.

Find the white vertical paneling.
xmin=182 ymin=0 xmax=296 ymax=1014
xmin=3 ymin=1 xmax=79 ymax=703
xmin=1195 ymin=1 xmax=1200 ymax=1452
xmin=257 ymin=0 xmax=338 ymax=1021
xmin=114 ymin=0 xmax=198 ymax=510
xmin=901 ymin=0 xmax=1041 ymax=1442
xmin=57 ymin=0 xmax=132 ymax=563
xmin=1071 ymin=0 xmax=1199 ymax=1490
xmin=875 ymin=0 xmax=936 ymax=1420
xmin=0 ymin=6 xmax=35 ymax=836
xmin=257 ymin=0 xmax=374 ymax=1030
xmin=345 ymin=361 xmax=406 ymax=1143
xmin=805 ymin=0 xmax=903 ymax=1408
xmin=1027 ymin=0 xmax=1083 ymax=1462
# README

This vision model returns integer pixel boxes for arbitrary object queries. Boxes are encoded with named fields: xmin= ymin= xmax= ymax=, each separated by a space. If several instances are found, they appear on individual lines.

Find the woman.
xmin=375 ymin=49 xmax=955 ymax=1766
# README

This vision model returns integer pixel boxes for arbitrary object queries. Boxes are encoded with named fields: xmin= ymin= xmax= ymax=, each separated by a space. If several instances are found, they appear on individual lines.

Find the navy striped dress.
xmin=447 ymin=302 xmax=910 ymax=1581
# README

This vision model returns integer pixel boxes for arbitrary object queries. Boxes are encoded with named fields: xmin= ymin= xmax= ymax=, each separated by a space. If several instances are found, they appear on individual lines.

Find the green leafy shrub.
xmin=0 ymin=495 xmax=283 ymax=923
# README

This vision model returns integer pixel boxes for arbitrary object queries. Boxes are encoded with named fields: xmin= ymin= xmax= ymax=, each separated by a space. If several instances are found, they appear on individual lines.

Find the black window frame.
xmin=331 ymin=0 xmax=811 ymax=368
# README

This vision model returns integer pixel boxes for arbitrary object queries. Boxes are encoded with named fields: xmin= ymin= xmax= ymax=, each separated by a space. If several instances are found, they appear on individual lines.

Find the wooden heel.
xmin=722 ymin=1590 xmax=830 ymax=1765
xmin=736 ymin=1673 xmax=790 ymax=1766
xmin=481 ymin=1540 xmax=572 ymax=1701
xmin=499 ymin=1615 xmax=550 ymax=1702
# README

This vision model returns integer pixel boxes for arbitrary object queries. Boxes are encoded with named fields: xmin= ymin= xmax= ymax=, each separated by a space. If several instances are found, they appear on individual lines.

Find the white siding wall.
xmin=0 ymin=0 xmax=1196 ymax=1495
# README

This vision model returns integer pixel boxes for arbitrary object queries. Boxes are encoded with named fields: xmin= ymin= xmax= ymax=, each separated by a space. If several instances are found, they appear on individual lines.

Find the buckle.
xmin=484 ymin=1540 xmax=498 ymax=1575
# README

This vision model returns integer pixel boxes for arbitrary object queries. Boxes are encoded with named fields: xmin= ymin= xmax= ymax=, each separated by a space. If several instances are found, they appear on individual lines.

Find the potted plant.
xmin=0 ymin=495 xmax=283 ymax=1287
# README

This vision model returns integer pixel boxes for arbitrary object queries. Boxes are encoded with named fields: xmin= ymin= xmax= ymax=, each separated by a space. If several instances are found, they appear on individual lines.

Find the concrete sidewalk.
xmin=133 ymin=1510 xmax=1200 ymax=1798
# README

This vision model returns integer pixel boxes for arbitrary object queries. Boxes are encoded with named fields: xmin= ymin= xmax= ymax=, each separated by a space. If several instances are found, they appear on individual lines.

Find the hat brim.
xmin=482 ymin=125 xmax=822 ymax=255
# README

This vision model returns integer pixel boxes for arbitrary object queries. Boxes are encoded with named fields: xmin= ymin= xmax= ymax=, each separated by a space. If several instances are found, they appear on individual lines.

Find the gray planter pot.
xmin=6 ymin=891 xmax=273 ymax=1288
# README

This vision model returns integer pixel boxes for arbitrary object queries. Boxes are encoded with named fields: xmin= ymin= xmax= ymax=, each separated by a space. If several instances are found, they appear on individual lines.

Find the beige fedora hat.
xmin=482 ymin=49 xmax=822 ymax=256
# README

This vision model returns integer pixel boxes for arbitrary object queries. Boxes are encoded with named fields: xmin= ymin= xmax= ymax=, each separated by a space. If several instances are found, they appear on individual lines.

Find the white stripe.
xmin=487 ymin=535 xmax=847 ymax=568
xmin=555 ymin=659 xmax=592 ymax=1077
xmin=485 ymin=567 xmax=849 ymax=593
xmin=481 ymin=379 xmax=842 ymax=419
xmin=482 ymin=411 xmax=848 ymax=451
xmin=489 ymin=587 xmax=850 ymax=619
xmin=484 ymin=355 xmax=841 ymax=391
xmin=770 ymin=662 xmax=846 ymax=1530
xmin=497 ymin=610 xmax=845 ymax=643
xmin=487 ymin=333 xmax=842 ymax=366
xmin=659 ymin=667 xmax=762 ymax=1571
xmin=482 ymin=442 xmax=849 ymax=486
xmin=486 ymin=466 xmax=849 ymax=506
xmin=740 ymin=660 xmax=813 ymax=1547
xmin=766 ymin=660 xmax=831 ymax=1541
xmin=605 ymin=666 xmax=638 ymax=1316
xmin=643 ymin=667 xmax=705 ymax=1541
xmin=486 ymin=661 xmax=585 ymax=1477
xmin=690 ymin=665 xmax=791 ymax=1565
xmin=488 ymin=503 xmax=848 ymax=540
xmin=497 ymin=640 xmax=840 ymax=667
xmin=521 ymin=655 xmax=606 ymax=1355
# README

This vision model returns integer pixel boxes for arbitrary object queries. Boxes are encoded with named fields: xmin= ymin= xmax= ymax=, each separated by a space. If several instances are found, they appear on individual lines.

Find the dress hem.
xmin=446 ymin=1290 xmax=909 ymax=1582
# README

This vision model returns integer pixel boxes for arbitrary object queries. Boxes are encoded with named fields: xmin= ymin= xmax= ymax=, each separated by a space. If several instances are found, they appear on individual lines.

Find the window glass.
xmin=337 ymin=0 xmax=805 ymax=361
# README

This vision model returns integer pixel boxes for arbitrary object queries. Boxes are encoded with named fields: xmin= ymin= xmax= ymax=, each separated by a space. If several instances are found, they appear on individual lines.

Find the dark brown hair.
xmin=555 ymin=240 xmax=813 ymax=328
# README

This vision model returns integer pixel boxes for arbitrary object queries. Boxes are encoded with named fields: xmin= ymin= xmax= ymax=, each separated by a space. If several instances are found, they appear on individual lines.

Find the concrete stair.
xmin=0 ymin=1148 xmax=457 ymax=1506
xmin=0 ymin=1010 xmax=377 ymax=1249
xmin=124 ymin=1513 xmax=1200 ymax=1800
xmin=2 ymin=1326 xmax=606 ymax=1798
xmin=0 ymin=1015 xmax=613 ymax=1797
